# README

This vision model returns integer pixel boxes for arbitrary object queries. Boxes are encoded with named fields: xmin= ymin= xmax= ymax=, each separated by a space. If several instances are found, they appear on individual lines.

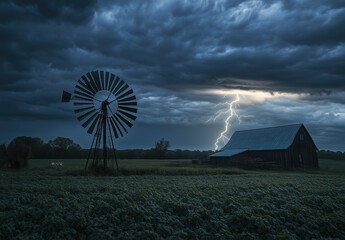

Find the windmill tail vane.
xmin=62 ymin=70 xmax=138 ymax=172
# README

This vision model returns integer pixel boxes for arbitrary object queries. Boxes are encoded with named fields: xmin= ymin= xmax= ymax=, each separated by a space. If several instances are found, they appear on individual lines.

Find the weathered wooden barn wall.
xmin=211 ymin=150 xmax=287 ymax=168
xmin=287 ymin=126 xmax=318 ymax=168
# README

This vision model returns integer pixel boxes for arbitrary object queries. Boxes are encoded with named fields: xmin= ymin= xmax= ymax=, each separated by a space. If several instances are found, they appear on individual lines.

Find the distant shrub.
xmin=0 ymin=144 xmax=7 ymax=168
xmin=6 ymin=139 xmax=32 ymax=169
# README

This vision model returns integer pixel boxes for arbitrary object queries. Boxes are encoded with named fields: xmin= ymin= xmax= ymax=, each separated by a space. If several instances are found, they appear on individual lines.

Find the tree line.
xmin=1 ymin=136 xmax=344 ymax=169
xmin=318 ymin=150 xmax=345 ymax=161
xmin=0 ymin=136 xmax=213 ymax=169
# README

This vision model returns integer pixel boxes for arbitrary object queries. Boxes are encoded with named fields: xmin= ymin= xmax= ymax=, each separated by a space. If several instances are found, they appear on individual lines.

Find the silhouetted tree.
xmin=6 ymin=138 xmax=32 ymax=169
xmin=154 ymin=138 xmax=171 ymax=159
xmin=39 ymin=143 xmax=54 ymax=158
xmin=0 ymin=144 xmax=7 ymax=168
xmin=9 ymin=136 xmax=44 ymax=158
xmin=49 ymin=137 xmax=74 ymax=150
xmin=48 ymin=137 xmax=82 ymax=158
xmin=318 ymin=150 xmax=345 ymax=160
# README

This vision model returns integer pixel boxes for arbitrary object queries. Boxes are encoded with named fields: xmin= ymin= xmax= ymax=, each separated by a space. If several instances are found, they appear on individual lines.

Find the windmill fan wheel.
xmin=72 ymin=70 xmax=137 ymax=138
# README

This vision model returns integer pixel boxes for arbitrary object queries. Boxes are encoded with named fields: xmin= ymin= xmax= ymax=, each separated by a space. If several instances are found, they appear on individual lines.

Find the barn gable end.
xmin=210 ymin=124 xmax=318 ymax=169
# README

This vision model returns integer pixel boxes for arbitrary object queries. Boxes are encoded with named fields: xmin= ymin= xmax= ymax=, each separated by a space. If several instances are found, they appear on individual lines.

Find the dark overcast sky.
xmin=1 ymin=0 xmax=345 ymax=151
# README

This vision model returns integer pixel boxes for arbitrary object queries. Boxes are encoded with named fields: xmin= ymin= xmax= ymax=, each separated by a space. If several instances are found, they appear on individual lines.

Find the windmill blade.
xmin=74 ymin=102 xmax=94 ymax=106
xmin=62 ymin=91 xmax=72 ymax=102
xmin=76 ymin=84 xmax=94 ymax=97
xmin=74 ymin=106 xmax=94 ymax=114
xmin=110 ymin=116 xmax=123 ymax=137
xmin=99 ymin=70 xmax=105 ymax=90
xmin=116 ymin=112 xmax=133 ymax=128
xmin=112 ymin=79 xmax=125 ymax=95
xmin=108 ymin=117 xmax=119 ymax=138
xmin=87 ymin=114 xmax=101 ymax=134
xmin=87 ymin=72 xmax=99 ymax=92
xmin=117 ymin=89 xmax=133 ymax=101
xmin=118 ymin=105 xmax=137 ymax=113
xmin=74 ymin=90 xmax=94 ymax=101
xmin=118 ymin=109 xmax=137 ymax=121
xmin=102 ymin=71 xmax=108 ymax=90
xmin=118 ymin=95 xmax=136 ymax=103
xmin=77 ymin=81 xmax=95 ymax=95
xmin=105 ymin=72 xmax=110 ymax=90
xmin=74 ymin=90 xmax=94 ymax=99
xmin=107 ymin=105 xmax=123 ymax=137
xmin=86 ymin=75 xmax=98 ymax=94
xmin=109 ymin=76 xmax=119 ymax=93
xmin=81 ymin=75 xmax=97 ymax=94
xmin=114 ymin=84 xmax=129 ymax=97
xmin=118 ymin=101 xmax=137 ymax=106
xmin=91 ymin=71 xmax=102 ymax=91
xmin=77 ymin=109 xmax=96 ymax=121
xmin=74 ymin=95 xmax=94 ymax=102
xmin=82 ymin=112 xmax=98 ymax=128
xmin=77 ymin=79 xmax=95 ymax=95
xmin=108 ymin=74 xmax=116 ymax=92
xmin=113 ymin=115 xmax=128 ymax=133
xmin=79 ymin=77 xmax=96 ymax=94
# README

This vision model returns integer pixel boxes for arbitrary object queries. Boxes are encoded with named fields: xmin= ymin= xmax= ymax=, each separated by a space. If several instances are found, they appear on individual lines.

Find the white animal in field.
xmin=50 ymin=162 xmax=64 ymax=169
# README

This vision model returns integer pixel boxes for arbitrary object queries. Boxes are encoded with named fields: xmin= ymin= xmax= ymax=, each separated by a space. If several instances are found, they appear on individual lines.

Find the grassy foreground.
xmin=0 ymin=159 xmax=344 ymax=239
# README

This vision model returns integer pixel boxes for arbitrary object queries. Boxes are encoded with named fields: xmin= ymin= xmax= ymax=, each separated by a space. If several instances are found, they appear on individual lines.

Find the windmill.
xmin=62 ymin=70 xmax=137 ymax=172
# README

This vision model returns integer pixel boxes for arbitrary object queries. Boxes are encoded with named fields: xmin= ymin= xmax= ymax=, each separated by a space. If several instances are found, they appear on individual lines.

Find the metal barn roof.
xmin=211 ymin=149 xmax=248 ymax=158
xmin=221 ymin=124 xmax=303 ymax=151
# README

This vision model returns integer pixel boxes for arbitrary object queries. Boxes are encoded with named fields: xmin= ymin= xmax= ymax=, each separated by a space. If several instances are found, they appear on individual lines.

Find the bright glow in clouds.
xmin=206 ymin=89 xmax=302 ymax=105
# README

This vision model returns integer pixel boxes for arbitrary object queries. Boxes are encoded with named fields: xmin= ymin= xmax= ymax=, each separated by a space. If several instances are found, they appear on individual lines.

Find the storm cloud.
xmin=1 ymin=0 xmax=344 ymax=150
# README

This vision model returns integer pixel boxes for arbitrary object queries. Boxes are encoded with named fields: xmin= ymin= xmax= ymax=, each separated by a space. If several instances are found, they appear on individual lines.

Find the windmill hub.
xmin=101 ymin=100 xmax=109 ymax=111
xmin=93 ymin=90 xmax=118 ymax=112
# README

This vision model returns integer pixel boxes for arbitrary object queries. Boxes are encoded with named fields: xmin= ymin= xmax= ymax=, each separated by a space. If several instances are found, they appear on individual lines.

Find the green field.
xmin=28 ymin=158 xmax=345 ymax=175
xmin=30 ymin=158 xmax=195 ymax=170
xmin=29 ymin=158 xmax=248 ymax=176
xmin=1 ymin=159 xmax=345 ymax=239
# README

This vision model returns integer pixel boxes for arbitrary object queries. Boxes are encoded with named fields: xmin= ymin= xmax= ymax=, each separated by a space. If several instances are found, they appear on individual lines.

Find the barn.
xmin=210 ymin=124 xmax=318 ymax=169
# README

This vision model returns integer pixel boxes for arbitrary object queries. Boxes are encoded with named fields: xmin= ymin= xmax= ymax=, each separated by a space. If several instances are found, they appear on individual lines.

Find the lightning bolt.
xmin=211 ymin=94 xmax=241 ymax=151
